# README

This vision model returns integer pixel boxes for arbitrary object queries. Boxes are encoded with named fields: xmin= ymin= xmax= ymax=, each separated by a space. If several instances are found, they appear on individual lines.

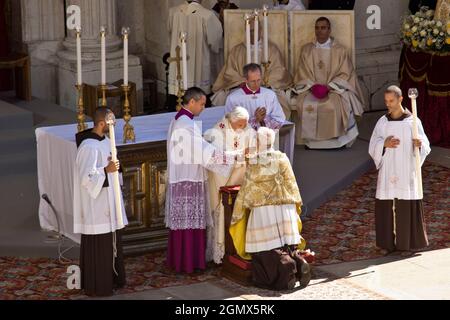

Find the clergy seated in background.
xmin=211 ymin=18 xmax=293 ymax=117
xmin=225 ymin=63 xmax=286 ymax=131
xmin=292 ymin=17 xmax=366 ymax=149
xmin=165 ymin=87 xmax=242 ymax=274
xmin=203 ymin=106 xmax=253 ymax=264
xmin=228 ymin=127 xmax=311 ymax=289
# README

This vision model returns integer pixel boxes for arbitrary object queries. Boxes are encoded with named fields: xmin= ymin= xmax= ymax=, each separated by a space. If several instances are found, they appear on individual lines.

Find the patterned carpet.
xmin=301 ymin=162 xmax=450 ymax=265
xmin=0 ymin=162 xmax=448 ymax=300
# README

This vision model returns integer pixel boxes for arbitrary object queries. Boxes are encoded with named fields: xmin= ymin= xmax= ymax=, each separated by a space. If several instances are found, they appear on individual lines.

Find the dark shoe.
xmin=287 ymin=277 xmax=297 ymax=291
xmin=298 ymin=259 xmax=311 ymax=288
xmin=381 ymin=248 xmax=396 ymax=256
xmin=400 ymin=251 xmax=414 ymax=257
xmin=292 ymin=252 xmax=311 ymax=287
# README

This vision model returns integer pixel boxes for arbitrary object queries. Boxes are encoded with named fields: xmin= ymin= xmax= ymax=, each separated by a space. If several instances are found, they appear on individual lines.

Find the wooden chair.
xmin=220 ymin=185 xmax=253 ymax=286
xmin=288 ymin=10 xmax=356 ymax=115
xmin=0 ymin=53 xmax=31 ymax=101
xmin=223 ymin=9 xmax=289 ymax=68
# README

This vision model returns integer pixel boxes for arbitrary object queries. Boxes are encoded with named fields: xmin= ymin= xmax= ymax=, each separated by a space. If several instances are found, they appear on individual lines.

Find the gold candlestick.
xmin=261 ymin=60 xmax=271 ymax=87
xmin=75 ymin=83 xmax=87 ymax=132
xmin=122 ymin=84 xmax=135 ymax=143
xmin=176 ymin=87 xmax=185 ymax=112
xmin=98 ymin=84 xmax=108 ymax=107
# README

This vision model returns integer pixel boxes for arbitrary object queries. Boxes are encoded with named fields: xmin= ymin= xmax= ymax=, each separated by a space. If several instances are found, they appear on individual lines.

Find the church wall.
xmin=9 ymin=0 xmax=23 ymax=53
xmin=14 ymin=0 xmax=65 ymax=104
xmin=117 ymin=0 xmax=146 ymax=65
xmin=354 ymin=0 xmax=410 ymax=111
xmin=142 ymin=0 xmax=172 ymax=108
xmin=12 ymin=0 xmax=144 ymax=112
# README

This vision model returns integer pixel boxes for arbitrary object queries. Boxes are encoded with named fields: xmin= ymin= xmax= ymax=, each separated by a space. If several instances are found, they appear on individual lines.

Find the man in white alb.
xmin=225 ymin=63 xmax=286 ymax=131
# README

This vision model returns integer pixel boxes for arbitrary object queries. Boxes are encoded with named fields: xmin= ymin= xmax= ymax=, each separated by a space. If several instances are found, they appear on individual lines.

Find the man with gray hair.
xmin=369 ymin=85 xmax=430 ymax=256
xmin=225 ymin=63 xmax=286 ymax=131
xmin=204 ymin=106 xmax=252 ymax=263
xmin=229 ymin=126 xmax=311 ymax=289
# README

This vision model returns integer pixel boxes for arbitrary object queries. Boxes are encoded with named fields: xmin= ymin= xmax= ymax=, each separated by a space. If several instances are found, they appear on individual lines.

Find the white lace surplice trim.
xmin=165 ymin=180 xmax=212 ymax=230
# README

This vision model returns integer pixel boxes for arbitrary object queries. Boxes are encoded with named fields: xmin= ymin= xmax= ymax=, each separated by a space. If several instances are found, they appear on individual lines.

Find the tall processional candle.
xmin=105 ymin=112 xmax=125 ymax=229
xmin=408 ymin=88 xmax=423 ymax=198
xmin=262 ymin=5 xmax=269 ymax=63
xmin=253 ymin=10 xmax=259 ymax=64
xmin=122 ymin=27 xmax=130 ymax=86
xmin=76 ymin=26 xmax=82 ymax=85
xmin=100 ymin=26 xmax=106 ymax=85
xmin=245 ymin=13 xmax=252 ymax=65
xmin=180 ymin=32 xmax=188 ymax=91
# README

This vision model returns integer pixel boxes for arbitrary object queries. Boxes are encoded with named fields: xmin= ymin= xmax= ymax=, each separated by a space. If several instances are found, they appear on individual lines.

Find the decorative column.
xmin=57 ymin=0 xmax=143 ymax=113
xmin=15 ymin=0 xmax=65 ymax=103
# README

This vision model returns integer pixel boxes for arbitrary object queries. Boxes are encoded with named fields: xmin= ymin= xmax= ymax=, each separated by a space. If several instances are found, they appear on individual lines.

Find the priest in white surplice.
xmin=166 ymin=87 xmax=241 ymax=274
xmin=225 ymin=63 xmax=286 ymax=131
xmin=369 ymin=86 xmax=430 ymax=255
xmin=293 ymin=17 xmax=366 ymax=149
xmin=73 ymin=108 xmax=128 ymax=297
xmin=168 ymin=0 xmax=223 ymax=96
xmin=203 ymin=106 xmax=253 ymax=264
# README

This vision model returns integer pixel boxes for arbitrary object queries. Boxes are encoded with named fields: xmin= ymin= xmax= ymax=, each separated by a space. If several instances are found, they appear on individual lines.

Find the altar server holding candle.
xmin=73 ymin=108 xmax=128 ymax=297
xmin=369 ymin=86 xmax=430 ymax=256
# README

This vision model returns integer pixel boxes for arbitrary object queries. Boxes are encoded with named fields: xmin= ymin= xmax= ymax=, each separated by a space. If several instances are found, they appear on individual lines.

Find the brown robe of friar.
xmin=374 ymin=113 xmax=429 ymax=252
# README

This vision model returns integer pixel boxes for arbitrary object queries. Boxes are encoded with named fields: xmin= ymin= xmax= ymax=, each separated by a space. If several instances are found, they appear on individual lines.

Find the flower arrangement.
xmin=400 ymin=6 xmax=450 ymax=53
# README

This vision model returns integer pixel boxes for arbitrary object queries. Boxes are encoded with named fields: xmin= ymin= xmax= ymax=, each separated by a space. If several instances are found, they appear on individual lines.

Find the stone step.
xmin=0 ymin=149 xmax=37 ymax=177
xmin=294 ymin=139 xmax=374 ymax=216
xmin=0 ymin=128 xmax=36 ymax=154
xmin=0 ymin=99 xmax=34 ymax=131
